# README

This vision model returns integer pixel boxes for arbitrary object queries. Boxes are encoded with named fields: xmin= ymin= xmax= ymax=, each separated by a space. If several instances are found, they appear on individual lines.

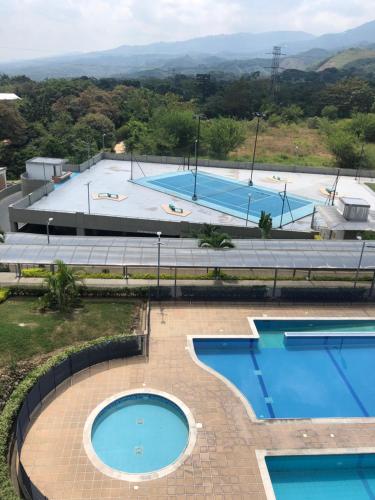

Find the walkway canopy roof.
xmin=1 ymin=233 xmax=375 ymax=270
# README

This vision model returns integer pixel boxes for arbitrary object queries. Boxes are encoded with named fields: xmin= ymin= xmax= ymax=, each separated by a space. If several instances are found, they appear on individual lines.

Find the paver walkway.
xmin=21 ymin=303 xmax=375 ymax=499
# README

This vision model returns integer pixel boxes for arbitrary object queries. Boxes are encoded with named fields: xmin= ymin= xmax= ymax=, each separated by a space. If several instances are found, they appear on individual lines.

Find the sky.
xmin=0 ymin=0 xmax=374 ymax=62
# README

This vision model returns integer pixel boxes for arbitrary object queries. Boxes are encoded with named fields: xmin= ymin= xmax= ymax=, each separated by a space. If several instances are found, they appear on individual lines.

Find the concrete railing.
xmin=0 ymin=183 xmax=20 ymax=201
xmin=103 ymin=152 xmax=375 ymax=179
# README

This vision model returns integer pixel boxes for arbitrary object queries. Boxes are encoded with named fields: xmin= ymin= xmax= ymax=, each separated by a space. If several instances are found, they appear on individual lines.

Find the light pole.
xmin=355 ymin=142 xmax=365 ymax=182
xmin=249 ymin=112 xmax=265 ymax=186
xmin=192 ymin=114 xmax=205 ymax=201
xmin=102 ymin=133 xmax=106 ymax=152
xmin=245 ymin=194 xmax=252 ymax=227
xmin=85 ymin=181 xmax=92 ymax=214
xmin=47 ymin=217 xmax=54 ymax=245
xmin=156 ymin=231 xmax=162 ymax=299
xmin=354 ymin=239 xmax=375 ymax=288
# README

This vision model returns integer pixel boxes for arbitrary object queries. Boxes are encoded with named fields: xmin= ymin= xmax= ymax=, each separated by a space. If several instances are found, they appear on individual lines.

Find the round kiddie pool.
xmin=83 ymin=389 xmax=197 ymax=481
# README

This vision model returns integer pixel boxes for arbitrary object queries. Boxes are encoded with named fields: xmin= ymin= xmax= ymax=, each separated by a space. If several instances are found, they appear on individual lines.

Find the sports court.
xmin=134 ymin=170 xmax=316 ymax=226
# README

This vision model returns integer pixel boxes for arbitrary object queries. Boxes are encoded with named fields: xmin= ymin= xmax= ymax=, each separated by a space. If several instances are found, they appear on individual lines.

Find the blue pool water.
xmin=193 ymin=319 xmax=375 ymax=419
xmin=267 ymin=454 xmax=375 ymax=499
xmin=91 ymin=394 xmax=189 ymax=473
xmin=134 ymin=171 xmax=315 ymax=226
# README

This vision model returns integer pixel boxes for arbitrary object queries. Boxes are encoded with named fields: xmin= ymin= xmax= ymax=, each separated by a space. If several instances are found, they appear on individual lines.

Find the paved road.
xmin=0 ymin=191 xmax=22 ymax=232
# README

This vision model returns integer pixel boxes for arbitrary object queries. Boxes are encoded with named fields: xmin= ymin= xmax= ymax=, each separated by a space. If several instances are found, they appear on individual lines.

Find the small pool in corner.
xmin=193 ymin=319 xmax=375 ymax=419
xmin=87 ymin=392 xmax=192 ymax=477
xmin=266 ymin=454 xmax=375 ymax=500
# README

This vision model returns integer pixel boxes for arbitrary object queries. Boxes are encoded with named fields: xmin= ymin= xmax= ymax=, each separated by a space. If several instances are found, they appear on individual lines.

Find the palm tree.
xmin=42 ymin=260 xmax=80 ymax=312
xmin=198 ymin=224 xmax=234 ymax=249
xmin=258 ymin=211 xmax=272 ymax=239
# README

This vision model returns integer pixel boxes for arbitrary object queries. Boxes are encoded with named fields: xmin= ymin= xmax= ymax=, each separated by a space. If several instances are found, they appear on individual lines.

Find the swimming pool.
xmin=134 ymin=171 xmax=315 ymax=226
xmin=84 ymin=390 xmax=196 ymax=480
xmin=266 ymin=453 xmax=375 ymax=499
xmin=193 ymin=319 xmax=375 ymax=419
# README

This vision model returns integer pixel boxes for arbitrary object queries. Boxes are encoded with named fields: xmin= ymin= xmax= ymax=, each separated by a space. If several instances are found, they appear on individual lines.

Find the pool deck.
xmin=21 ymin=303 xmax=375 ymax=499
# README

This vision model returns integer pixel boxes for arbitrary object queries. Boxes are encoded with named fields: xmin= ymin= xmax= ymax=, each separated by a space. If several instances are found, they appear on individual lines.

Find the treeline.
xmin=0 ymin=68 xmax=375 ymax=179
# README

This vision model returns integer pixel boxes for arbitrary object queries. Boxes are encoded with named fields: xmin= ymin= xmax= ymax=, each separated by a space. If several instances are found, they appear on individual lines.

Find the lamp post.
xmin=353 ymin=238 xmax=375 ymax=288
xmin=249 ymin=112 xmax=265 ymax=186
xmin=102 ymin=133 xmax=106 ymax=152
xmin=192 ymin=114 xmax=205 ymax=201
xmin=47 ymin=217 xmax=54 ymax=245
xmin=156 ymin=231 xmax=162 ymax=299
xmin=245 ymin=194 xmax=252 ymax=227
xmin=85 ymin=181 xmax=92 ymax=214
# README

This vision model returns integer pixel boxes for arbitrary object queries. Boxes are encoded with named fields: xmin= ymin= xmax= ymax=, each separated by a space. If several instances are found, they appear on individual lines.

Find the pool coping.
xmin=82 ymin=388 xmax=198 ymax=482
xmin=187 ymin=316 xmax=375 ymax=425
xmin=256 ymin=447 xmax=375 ymax=500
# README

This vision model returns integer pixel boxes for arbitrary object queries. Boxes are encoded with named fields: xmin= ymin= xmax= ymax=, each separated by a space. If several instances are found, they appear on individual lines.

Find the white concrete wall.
xmin=26 ymin=162 xmax=63 ymax=180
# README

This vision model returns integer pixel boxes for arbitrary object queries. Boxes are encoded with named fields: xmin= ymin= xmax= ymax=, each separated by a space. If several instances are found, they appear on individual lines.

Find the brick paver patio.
xmin=21 ymin=303 xmax=375 ymax=499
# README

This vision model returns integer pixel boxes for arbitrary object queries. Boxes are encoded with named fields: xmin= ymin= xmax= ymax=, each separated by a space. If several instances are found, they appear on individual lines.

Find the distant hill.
xmin=316 ymin=47 xmax=375 ymax=72
xmin=0 ymin=20 xmax=374 ymax=80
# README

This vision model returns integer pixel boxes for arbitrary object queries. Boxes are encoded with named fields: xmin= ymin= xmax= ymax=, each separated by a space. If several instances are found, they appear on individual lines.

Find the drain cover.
xmin=136 ymin=418 xmax=144 ymax=425
xmin=134 ymin=446 xmax=143 ymax=455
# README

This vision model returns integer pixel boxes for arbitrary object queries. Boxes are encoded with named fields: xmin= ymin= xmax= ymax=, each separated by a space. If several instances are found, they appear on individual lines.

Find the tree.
xmin=149 ymin=109 xmax=196 ymax=155
xmin=350 ymin=113 xmax=375 ymax=143
xmin=205 ymin=118 xmax=246 ymax=159
xmin=0 ymin=228 xmax=4 ymax=243
xmin=280 ymin=105 xmax=304 ymax=124
xmin=41 ymin=260 xmax=80 ymax=312
xmin=321 ymin=105 xmax=338 ymax=120
xmin=197 ymin=224 xmax=234 ymax=249
xmin=326 ymin=128 xmax=364 ymax=169
xmin=258 ymin=211 xmax=272 ymax=239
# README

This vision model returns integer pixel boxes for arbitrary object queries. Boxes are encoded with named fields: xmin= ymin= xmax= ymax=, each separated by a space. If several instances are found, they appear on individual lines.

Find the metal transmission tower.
xmin=267 ymin=46 xmax=285 ymax=100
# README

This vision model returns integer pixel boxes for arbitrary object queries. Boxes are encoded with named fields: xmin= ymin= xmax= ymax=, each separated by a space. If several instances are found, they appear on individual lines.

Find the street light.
xmin=192 ymin=114 xmax=205 ymax=201
xmin=47 ymin=217 xmax=54 ymax=245
xmin=249 ymin=112 xmax=265 ymax=186
xmin=156 ymin=231 xmax=162 ymax=299
xmin=102 ymin=133 xmax=106 ymax=152
xmin=85 ymin=181 xmax=92 ymax=214
xmin=245 ymin=194 xmax=252 ymax=227
xmin=354 ymin=238 xmax=375 ymax=288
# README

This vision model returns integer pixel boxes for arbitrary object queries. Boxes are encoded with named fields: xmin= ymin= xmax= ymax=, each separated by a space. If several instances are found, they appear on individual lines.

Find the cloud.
xmin=0 ymin=0 xmax=374 ymax=62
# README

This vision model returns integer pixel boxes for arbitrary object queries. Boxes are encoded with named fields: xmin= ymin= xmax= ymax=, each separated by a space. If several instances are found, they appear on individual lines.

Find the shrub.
xmin=21 ymin=267 xmax=50 ymax=278
xmin=0 ymin=289 xmax=9 ymax=304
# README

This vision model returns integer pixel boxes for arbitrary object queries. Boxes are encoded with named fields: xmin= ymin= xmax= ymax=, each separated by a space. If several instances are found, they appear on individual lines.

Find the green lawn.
xmin=0 ymin=298 xmax=137 ymax=367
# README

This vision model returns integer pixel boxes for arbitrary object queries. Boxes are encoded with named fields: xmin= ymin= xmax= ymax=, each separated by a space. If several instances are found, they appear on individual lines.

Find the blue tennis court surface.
xmin=134 ymin=171 xmax=315 ymax=226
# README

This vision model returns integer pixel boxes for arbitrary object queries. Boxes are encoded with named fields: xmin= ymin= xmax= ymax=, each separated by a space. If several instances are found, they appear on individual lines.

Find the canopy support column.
xmin=272 ymin=269 xmax=278 ymax=298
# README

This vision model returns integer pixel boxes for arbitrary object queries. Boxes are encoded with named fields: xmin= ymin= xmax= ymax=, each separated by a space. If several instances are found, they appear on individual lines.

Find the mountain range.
xmin=0 ymin=20 xmax=375 ymax=80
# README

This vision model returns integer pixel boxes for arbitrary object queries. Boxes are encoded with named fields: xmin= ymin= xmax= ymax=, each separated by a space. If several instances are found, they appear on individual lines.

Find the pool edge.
xmin=83 ymin=388 xmax=197 ymax=482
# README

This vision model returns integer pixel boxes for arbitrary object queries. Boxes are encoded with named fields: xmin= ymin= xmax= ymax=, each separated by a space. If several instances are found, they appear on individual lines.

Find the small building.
xmin=313 ymin=197 xmax=375 ymax=239
xmin=25 ymin=157 xmax=70 ymax=182
xmin=0 ymin=167 xmax=6 ymax=191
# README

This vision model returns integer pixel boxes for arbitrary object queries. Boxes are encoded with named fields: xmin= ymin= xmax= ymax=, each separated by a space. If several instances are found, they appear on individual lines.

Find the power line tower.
xmin=267 ymin=46 xmax=285 ymax=101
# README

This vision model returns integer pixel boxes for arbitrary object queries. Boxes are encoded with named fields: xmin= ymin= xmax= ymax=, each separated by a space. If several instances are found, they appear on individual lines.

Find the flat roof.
xmin=21 ymin=159 xmax=375 ymax=231
xmin=27 ymin=157 xmax=67 ymax=165
xmin=317 ymin=206 xmax=375 ymax=231
xmin=0 ymin=93 xmax=20 ymax=100
xmin=340 ymin=197 xmax=370 ymax=207
xmin=1 ymin=234 xmax=375 ymax=269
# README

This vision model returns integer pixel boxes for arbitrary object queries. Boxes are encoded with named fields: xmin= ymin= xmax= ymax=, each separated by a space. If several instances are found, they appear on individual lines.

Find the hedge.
xmin=0 ymin=333 xmax=138 ymax=500
xmin=280 ymin=286 xmax=368 ymax=302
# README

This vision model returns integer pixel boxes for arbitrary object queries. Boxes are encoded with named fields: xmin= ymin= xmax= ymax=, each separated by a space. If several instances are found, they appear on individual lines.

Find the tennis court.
xmin=134 ymin=170 xmax=316 ymax=226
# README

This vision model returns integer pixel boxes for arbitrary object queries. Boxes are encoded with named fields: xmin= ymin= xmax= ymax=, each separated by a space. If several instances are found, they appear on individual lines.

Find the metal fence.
xmin=14 ymin=333 xmax=148 ymax=500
